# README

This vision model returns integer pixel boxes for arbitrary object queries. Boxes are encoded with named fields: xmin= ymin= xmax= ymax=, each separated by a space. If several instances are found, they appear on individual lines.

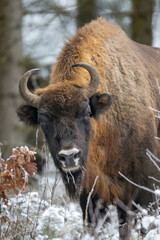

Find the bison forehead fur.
xmin=38 ymin=83 xmax=89 ymax=116
xmin=17 ymin=17 xmax=160 ymax=238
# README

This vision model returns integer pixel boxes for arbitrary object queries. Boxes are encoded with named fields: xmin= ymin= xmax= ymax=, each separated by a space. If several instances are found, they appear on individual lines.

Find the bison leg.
xmin=117 ymin=206 xmax=133 ymax=240
xmin=80 ymin=190 xmax=109 ymax=227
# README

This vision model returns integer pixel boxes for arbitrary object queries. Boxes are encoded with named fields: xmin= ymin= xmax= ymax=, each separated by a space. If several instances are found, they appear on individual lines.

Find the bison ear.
xmin=89 ymin=93 xmax=112 ymax=117
xmin=17 ymin=104 xmax=38 ymax=125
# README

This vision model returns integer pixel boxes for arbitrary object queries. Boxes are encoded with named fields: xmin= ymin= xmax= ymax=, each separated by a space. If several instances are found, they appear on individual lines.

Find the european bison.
xmin=17 ymin=17 xmax=160 ymax=238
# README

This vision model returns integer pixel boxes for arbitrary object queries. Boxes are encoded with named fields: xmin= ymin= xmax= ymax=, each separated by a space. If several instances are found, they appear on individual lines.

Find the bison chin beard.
xmin=60 ymin=168 xmax=84 ymax=200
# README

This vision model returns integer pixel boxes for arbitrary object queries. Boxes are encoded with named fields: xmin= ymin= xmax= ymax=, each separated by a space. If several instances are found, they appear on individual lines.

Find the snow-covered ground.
xmin=1 ymin=168 xmax=160 ymax=240
xmin=0 ymin=147 xmax=159 ymax=240
xmin=0 ymin=186 xmax=119 ymax=240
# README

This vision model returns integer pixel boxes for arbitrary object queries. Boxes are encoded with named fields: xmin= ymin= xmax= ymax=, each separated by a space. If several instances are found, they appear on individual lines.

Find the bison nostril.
xmin=58 ymin=148 xmax=81 ymax=163
xmin=59 ymin=155 xmax=66 ymax=162
xmin=74 ymin=151 xmax=81 ymax=160
xmin=58 ymin=148 xmax=81 ymax=171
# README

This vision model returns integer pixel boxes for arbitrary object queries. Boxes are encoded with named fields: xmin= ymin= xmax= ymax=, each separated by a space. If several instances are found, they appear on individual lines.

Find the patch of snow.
xmin=142 ymin=216 xmax=155 ymax=230
xmin=144 ymin=229 xmax=160 ymax=240
xmin=154 ymin=189 xmax=160 ymax=196
xmin=37 ymin=203 xmax=83 ymax=239
xmin=1 ymin=190 xmax=160 ymax=240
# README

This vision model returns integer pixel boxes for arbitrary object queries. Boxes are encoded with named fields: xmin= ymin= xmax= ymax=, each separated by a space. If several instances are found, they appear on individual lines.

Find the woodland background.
xmin=0 ymin=1 xmax=160 ymax=239
xmin=0 ymin=0 xmax=160 ymax=158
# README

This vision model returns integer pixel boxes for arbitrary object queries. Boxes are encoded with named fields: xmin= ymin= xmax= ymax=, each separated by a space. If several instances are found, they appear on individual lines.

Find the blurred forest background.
xmin=0 ymin=0 xmax=160 ymax=160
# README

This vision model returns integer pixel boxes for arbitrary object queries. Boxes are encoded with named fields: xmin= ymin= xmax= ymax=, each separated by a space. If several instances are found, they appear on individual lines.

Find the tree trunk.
xmin=0 ymin=0 xmax=24 ymax=157
xmin=76 ymin=0 xmax=97 ymax=28
xmin=131 ymin=0 xmax=153 ymax=45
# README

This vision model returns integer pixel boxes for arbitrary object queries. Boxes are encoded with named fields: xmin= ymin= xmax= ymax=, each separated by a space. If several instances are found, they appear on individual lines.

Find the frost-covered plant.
xmin=0 ymin=146 xmax=37 ymax=204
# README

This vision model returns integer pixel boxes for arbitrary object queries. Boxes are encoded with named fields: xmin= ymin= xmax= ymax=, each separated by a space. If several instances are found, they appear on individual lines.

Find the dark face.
xmin=38 ymin=93 xmax=91 ymax=174
xmin=17 ymin=84 xmax=112 ymax=175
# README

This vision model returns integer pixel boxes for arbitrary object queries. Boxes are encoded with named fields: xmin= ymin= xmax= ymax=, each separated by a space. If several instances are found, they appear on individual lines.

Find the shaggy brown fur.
xmin=18 ymin=17 xmax=160 ymax=239
xmin=37 ymin=17 xmax=160 ymax=203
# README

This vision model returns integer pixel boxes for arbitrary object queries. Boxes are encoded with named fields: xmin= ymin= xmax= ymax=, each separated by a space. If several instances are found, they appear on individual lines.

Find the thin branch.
xmin=23 ymin=3 xmax=77 ymax=16
xmin=148 ymin=176 xmax=160 ymax=183
xmin=154 ymin=136 xmax=160 ymax=141
xmin=146 ymin=148 xmax=160 ymax=163
xmin=146 ymin=150 xmax=160 ymax=171
xmin=132 ymin=201 xmax=148 ymax=215
xmin=148 ymin=106 xmax=160 ymax=115
xmin=114 ymin=198 xmax=135 ymax=217
xmin=119 ymin=172 xmax=160 ymax=196
xmin=148 ymin=106 xmax=160 ymax=113
xmin=95 ymin=210 xmax=110 ymax=233
xmin=50 ymin=169 xmax=61 ymax=205
xmin=84 ymin=176 xmax=99 ymax=226
xmin=156 ymin=78 xmax=160 ymax=95
xmin=35 ymin=128 xmax=39 ymax=149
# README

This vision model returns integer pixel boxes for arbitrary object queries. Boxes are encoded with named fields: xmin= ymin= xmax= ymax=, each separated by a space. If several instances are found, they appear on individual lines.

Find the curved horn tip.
xmin=72 ymin=63 xmax=81 ymax=67
xmin=24 ymin=68 xmax=40 ymax=75
xmin=21 ymin=68 xmax=40 ymax=80
xmin=72 ymin=63 xmax=89 ymax=68
xmin=19 ymin=68 xmax=41 ymax=108
xmin=29 ymin=68 xmax=40 ymax=72
xmin=71 ymin=63 xmax=99 ymax=97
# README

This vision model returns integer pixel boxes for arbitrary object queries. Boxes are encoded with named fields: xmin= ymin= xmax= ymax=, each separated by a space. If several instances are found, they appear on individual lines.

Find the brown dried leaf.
xmin=0 ymin=158 xmax=5 ymax=171
xmin=0 ymin=188 xmax=8 ymax=204
xmin=17 ymin=155 xmax=25 ymax=166
xmin=12 ymin=148 xmax=19 ymax=156
xmin=25 ymin=152 xmax=31 ymax=162
xmin=20 ymin=146 xmax=28 ymax=155
xmin=0 ymin=170 xmax=11 ymax=179
xmin=25 ymin=162 xmax=37 ymax=175
xmin=0 ymin=146 xmax=37 ymax=204
xmin=6 ymin=157 xmax=14 ymax=171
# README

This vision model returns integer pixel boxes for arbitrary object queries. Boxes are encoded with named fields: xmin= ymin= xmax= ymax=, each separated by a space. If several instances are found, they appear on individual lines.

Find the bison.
xmin=17 ymin=17 xmax=160 ymax=238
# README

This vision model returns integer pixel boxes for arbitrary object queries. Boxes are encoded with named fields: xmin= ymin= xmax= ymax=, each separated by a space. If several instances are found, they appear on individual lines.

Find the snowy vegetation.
xmin=0 ymin=147 xmax=160 ymax=240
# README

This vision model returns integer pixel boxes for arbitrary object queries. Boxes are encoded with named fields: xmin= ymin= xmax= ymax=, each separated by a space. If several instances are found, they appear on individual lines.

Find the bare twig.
xmin=148 ymin=106 xmax=160 ymax=119
xmin=50 ymin=169 xmax=61 ymax=205
xmin=84 ymin=176 xmax=99 ymax=226
xmin=115 ymin=198 xmax=135 ymax=217
xmin=146 ymin=148 xmax=160 ymax=164
xmin=154 ymin=136 xmax=160 ymax=141
xmin=35 ymin=128 xmax=39 ymax=149
xmin=119 ymin=172 xmax=160 ymax=196
xmin=146 ymin=150 xmax=160 ymax=171
xmin=95 ymin=210 xmax=110 ymax=233
xmin=148 ymin=176 xmax=160 ymax=183
xmin=156 ymin=78 xmax=160 ymax=95
xmin=148 ymin=106 xmax=160 ymax=114
xmin=132 ymin=201 xmax=148 ymax=215
xmin=0 ymin=143 xmax=2 ymax=159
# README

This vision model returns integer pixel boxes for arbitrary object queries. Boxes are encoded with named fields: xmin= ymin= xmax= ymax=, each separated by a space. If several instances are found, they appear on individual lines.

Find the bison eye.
xmin=39 ymin=120 xmax=48 ymax=131
xmin=39 ymin=120 xmax=49 ymax=135
xmin=39 ymin=120 xmax=46 ymax=127
xmin=85 ymin=113 xmax=91 ymax=119
xmin=85 ymin=112 xmax=91 ymax=119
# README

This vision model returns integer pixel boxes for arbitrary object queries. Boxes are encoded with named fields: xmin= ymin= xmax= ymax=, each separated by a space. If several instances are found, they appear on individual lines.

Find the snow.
xmin=0 ymin=157 xmax=160 ymax=239
xmin=142 ymin=216 xmax=156 ymax=231
xmin=154 ymin=189 xmax=160 ymax=196
xmin=1 ymin=187 xmax=160 ymax=239
xmin=144 ymin=230 xmax=160 ymax=240
xmin=0 ymin=190 xmax=118 ymax=239
xmin=37 ymin=203 xmax=84 ymax=239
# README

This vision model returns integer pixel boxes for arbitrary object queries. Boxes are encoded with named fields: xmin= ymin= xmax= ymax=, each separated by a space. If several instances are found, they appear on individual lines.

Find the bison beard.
xmin=61 ymin=169 xmax=83 ymax=200
xmin=17 ymin=17 xmax=160 ymax=239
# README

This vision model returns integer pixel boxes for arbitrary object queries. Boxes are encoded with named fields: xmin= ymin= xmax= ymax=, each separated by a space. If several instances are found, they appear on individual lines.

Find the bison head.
xmin=17 ymin=63 xmax=112 ymax=198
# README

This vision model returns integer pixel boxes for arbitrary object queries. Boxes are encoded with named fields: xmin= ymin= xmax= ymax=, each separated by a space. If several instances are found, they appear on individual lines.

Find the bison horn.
xmin=72 ymin=63 xmax=99 ymax=96
xmin=19 ymin=68 xmax=41 ymax=108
